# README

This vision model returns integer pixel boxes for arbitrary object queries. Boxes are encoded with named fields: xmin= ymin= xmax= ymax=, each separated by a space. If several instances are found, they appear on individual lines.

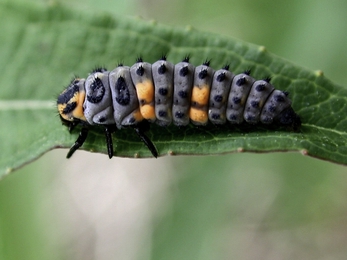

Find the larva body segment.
xmin=152 ymin=59 xmax=175 ymax=127
xmin=172 ymin=60 xmax=195 ymax=126
xmin=208 ymin=68 xmax=234 ymax=125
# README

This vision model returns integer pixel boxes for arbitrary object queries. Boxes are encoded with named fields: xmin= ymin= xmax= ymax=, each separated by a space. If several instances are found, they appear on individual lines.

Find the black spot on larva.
xmin=251 ymin=100 xmax=259 ymax=108
xmin=198 ymin=69 xmax=208 ymax=79
xmin=158 ymin=64 xmax=166 ymax=74
xmin=136 ymin=57 xmax=143 ymax=63
xmin=128 ymin=117 xmax=136 ymax=124
xmin=214 ymin=95 xmax=223 ymax=103
xmin=232 ymin=96 xmax=241 ymax=104
xmin=255 ymin=84 xmax=265 ymax=92
xmin=216 ymin=72 xmax=226 ymax=82
xmin=140 ymin=99 xmax=146 ymax=105
xmin=175 ymin=111 xmax=185 ymax=119
xmin=158 ymin=110 xmax=167 ymax=117
xmin=245 ymin=115 xmax=256 ymax=122
xmin=136 ymin=65 xmax=145 ymax=76
xmin=268 ymin=105 xmax=276 ymax=112
xmin=87 ymin=77 xmax=105 ymax=104
xmin=72 ymin=79 xmax=80 ymax=84
xmin=98 ymin=116 xmax=106 ymax=123
xmin=178 ymin=90 xmax=188 ymax=98
xmin=229 ymin=114 xmax=237 ymax=121
xmin=159 ymin=88 xmax=168 ymax=96
xmin=211 ymin=113 xmax=220 ymax=120
xmin=57 ymin=83 xmax=79 ymax=104
xmin=160 ymin=55 xmax=167 ymax=61
xmin=236 ymin=77 xmax=246 ymax=86
xmin=179 ymin=66 xmax=189 ymax=77
xmin=118 ymin=63 xmax=123 ymax=67
xmin=115 ymin=76 xmax=130 ymax=106
xmin=275 ymin=94 xmax=285 ymax=102
xmin=282 ymin=91 xmax=289 ymax=96
xmin=62 ymin=102 xmax=77 ymax=114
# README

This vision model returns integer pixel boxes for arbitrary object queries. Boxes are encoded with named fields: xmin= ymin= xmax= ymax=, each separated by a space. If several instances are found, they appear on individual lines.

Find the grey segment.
xmin=152 ymin=59 xmax=174 ymax=126
xmin=172 ymin=61 xmax=195 ymax=126
xmin=226 ymin=73 xmax=255 ymax=124
xmin=109 ymin=66 xmax=141 ymax=128
xmin=260 ymin=90 xmax=291 ymax=124
xmin=208 ymin=69 xmax=234 ymax=124
xmin=244 ymin=80 xmax=274 ymax=124
xmin=83 ymin=72 xmax=115 ymax=125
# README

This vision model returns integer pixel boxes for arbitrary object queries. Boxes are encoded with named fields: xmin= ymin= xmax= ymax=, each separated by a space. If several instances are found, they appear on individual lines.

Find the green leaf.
xmin=0 ymin=1 xmax=346 ymax=178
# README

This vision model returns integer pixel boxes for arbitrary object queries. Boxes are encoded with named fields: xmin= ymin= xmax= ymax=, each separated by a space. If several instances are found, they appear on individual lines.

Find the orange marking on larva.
xmin=191 ymin=85 xmax=210 ymax=105
xmin=72 ymin=91 xmax=86 ymax=121
xmin=57 ymin=91 xmax=86 ymax=122
xmin=57 ymin=104 xmax=69 ymax=121
xmin=132 ymin=108 xmax=144 ymax=122
xmin=136 ymin=80 xmax=154 ymax=104
xmin=140 ymin=104 xmax=156 ymax=120
xmin=189 ymin=107 xmax=208 ymax=124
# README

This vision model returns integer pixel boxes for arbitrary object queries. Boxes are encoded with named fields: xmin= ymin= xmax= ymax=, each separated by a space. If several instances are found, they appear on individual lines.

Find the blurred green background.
xmin=1 ymin=0 xmax=347 ymax=259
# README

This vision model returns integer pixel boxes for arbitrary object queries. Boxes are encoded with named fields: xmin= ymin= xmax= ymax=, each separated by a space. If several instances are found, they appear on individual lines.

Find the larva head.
xmin=57 ymin=78 xmax=87 ymax=123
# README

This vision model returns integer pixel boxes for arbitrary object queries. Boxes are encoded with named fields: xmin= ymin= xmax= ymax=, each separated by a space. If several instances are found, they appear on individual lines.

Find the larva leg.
xmin=133 ymin=123 xmax=158 ymax=158
xmin=104 ymin=127 xmax=114 ymax=159
xmin=67 ymin=128 xmax=89 ymax=158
